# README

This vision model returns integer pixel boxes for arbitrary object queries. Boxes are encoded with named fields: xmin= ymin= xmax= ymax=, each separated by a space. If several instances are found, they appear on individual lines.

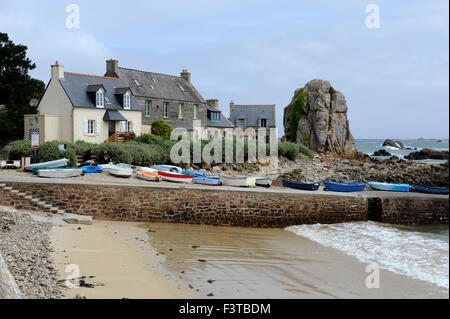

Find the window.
xmin=238 ymin=119 xmax=245 ymax=128
xmin=145 ymin=101 xmax=152 ymax=117
xmin=123 ymin=91 xmax=131 ymax=109
xmin=96 ymin=89 xmax=104 ymax=108
xmin=193 ymin=104 xmax=198 ymax=119
xmin=260 ymin=119 xmax=267 ymax=128
xmin=133 ymin=79 xmax=141 ymax=86
xmin=127 ymin=121 xmax=132 ymax=132
xmin=211 ymin=112 xmax=220 ymax=121
xmin=163 ymin=102 xmax=169 ymax=118
xmin=178 ymin=103 xmax=184 ymax=119
xmin=88 ymin=120 xmax=95 ymax=135
xmin=177 ymin=84 xmax=185 ymax=92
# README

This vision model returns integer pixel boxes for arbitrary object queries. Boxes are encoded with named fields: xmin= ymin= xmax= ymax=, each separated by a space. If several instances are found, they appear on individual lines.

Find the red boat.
xmin=158 ymin=170 xmax=194 ymax=183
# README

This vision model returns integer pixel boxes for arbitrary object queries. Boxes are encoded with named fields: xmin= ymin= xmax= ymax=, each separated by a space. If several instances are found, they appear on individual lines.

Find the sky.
xmin=1 ymin=0 xmax=448 ymax=139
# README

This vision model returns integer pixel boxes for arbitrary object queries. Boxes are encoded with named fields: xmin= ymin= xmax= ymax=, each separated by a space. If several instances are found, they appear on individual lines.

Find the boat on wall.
xmin=255 ymin=177 xmax=273 ymax=188
xmin=158 ymin=170 xmax=194 ymax=183
xmin=193 ymin=176 xmax=223 ymax=186
xmin=24 ymin=158 xmax=69 ymax=172
xmin=32 ymin=166 xmax=69 ymax=175
xmin=81 ymin=165 xmax=103 ymax=173
xmin=1 ymin=160 xmax=21 ymax=169
xmin=38 ymin=168 xmax=83 ymax=178
xmin=413 ymin=184 xmax=449 ymax=195
xmin=282 ymin=179 xmax=320 ymax=191
xmin=135 ymin=166 xmax=158 ymax=174
xmin=151 ymin=165 xmax=182 ymax=173
xmin=220 ymin=175 xmax=256 ymax=187
xmin=109 ymin=166 xmax=133 ymax=178
xmin=368 ymin=181 xmax=411 ymax=192
xmin=99 ymin=163 xmax=117 ymax=171
xmin=323 ymin=181 xmax=366 ymax=192
xmin=183 ymin=170 xmax=208 ymax=177
xmin=136 ymin=171 xmax=161 ymax=182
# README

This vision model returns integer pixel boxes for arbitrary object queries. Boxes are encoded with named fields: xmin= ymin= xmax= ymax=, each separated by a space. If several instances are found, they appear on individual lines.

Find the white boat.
xmin=220 ymin=175 xmax=256 ymax=187
xmin=24 ymin=158 xmax=69 ymax=172
xmin=158 ymin=170 xmax=194 ymax=183
xmin=193 ymin=176 xmax=223 ymax=186
xmin=151 ymin=165 xmax=182 ymax=173
xmin=109 ymin=166 xmax=133 ymax=178
xmin=1 ymin=160 xmax=21 ymax=169
xmin=38 ymin=168 xmax=83 ymax=178
xmin=135 ymin=166 xmax=158 ymax=174
xmin=98 ymin=163 xmax=115 ymax=171
xmin=255 ymin=177 xmax=272 ymax=188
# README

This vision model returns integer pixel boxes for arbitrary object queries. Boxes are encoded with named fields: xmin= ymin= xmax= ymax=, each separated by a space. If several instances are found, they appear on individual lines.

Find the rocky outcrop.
xmin=283 ymin=79 xmax=356 ymax=154
xmin=405 ymin=149 xmax=449 ymax=160
xmin=373 ymin=149 xmax=391 ymax=156
xmin=382 ymin=139 xmax=405 ymax=149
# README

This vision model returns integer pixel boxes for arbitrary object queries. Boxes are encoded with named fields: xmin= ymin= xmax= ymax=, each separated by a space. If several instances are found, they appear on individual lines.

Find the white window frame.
xmin=178 ymin=103 xmax=184 ymax=119
xmin=238 ymin=119 xmax=245 ymax=128
xmin=260 ymin=118 xmax=267 ymax=128
xmin=145 ymin=100 xmax=152 ymax=117
xmin=193 ymin=104 xmax=198 ymax=120
xmin=96 ymin=88 xmax=104 ymax=108
xmin=123 ymin=91 xmax=131 ymax=109
xmin=163 ymin=102 xmax=169 ymax=119
xmin=126 ymin=121 xmax=132 ymax=132
xmin=87 ymin=120 xmax=95 ymax=136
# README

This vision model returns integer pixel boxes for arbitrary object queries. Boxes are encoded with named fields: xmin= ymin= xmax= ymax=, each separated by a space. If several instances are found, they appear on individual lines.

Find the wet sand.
xmin=50 ymin=220 xmax=197 ymax=299
xmin=143 ymin=222 xmax=448 ymax=299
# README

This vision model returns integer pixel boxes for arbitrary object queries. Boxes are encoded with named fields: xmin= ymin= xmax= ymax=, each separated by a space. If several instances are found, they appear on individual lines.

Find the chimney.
xmin=51 ymin=61 xmax=64 ymax=80
xmin=207 ymin=99 xmax=219 ymax=109
xmin=106 ymin=59 xmax=119 ymax=77
xmin=180 ymin=69 xmax=191 ymax=83
xmin=229 ymin=101 xmax=235 ymax=118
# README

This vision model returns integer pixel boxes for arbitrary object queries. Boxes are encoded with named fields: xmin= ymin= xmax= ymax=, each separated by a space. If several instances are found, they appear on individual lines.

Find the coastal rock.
xmin=373 ymin=149 xmax=391 ymax=157
xmin=283 ymin=79 xmax=356 ymax=154
xmin=382 ymin=139 xmax=405 ymax=149
xmin=405 ymin=149 xmax=449 ymax=160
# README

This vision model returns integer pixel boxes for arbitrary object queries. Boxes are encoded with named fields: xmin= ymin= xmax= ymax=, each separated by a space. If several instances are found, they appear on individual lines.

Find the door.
xmin=108 ymin=121 xmax=115 ymax=137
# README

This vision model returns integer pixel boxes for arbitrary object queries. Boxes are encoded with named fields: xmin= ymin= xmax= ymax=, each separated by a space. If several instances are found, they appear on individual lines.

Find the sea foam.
xmin=286 ymin=222 xmax=449 ymax=289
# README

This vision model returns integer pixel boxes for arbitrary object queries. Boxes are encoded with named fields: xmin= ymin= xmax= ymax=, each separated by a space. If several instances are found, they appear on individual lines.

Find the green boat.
xmin=32 ymin=167 xmax=74 ymax=175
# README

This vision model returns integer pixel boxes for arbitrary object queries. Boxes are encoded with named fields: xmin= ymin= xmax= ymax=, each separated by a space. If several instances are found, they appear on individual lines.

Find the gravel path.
xmin=0 ymin=206 xmax=63 ymax=299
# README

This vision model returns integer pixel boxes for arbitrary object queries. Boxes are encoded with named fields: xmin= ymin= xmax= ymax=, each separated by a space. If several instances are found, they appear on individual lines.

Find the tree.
xmin=151 ymin=120 xmax=173 ymax=139
xmin=0 ymin=32 xmax=45 ymax=147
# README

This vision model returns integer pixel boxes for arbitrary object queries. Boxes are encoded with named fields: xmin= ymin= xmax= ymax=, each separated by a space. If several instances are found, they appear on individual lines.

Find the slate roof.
xmin=59 ymin=72 xmax=140 ymax=111
xmin=103 ymin=110 xmax=128 ymax=121
xmin=117 ymin=67 xmax=205 ymax=103
xmin=230 ymin=104 xmax=275 ymax=127
xmin=207 ymin=105 xmax=234 ymax=128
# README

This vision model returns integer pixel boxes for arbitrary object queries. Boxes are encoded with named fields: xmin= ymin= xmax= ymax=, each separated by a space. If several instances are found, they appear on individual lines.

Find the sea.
xmin=286 ymin=138 xmax=449 ymax=291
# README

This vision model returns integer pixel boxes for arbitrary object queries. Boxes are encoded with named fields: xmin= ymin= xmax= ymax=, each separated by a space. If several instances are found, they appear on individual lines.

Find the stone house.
xmin=229 ymin=102 xmax=277 ymax=142
xmin=24 ymin=62 xmax=142 ymax=144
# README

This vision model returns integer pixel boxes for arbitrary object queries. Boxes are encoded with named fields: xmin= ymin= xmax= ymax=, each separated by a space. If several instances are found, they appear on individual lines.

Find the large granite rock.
xmin=283 ymin=79 xmax=356 ymax=154
xmin=405 ymin=149 xmax=449 ymax=160
xmin=382 ymin=139 xmax=405 ymax=149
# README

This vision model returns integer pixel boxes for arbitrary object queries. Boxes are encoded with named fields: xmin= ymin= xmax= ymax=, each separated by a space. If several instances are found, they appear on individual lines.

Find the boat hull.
xmin=38 ymin=168 xmax=83 ymax=178
xmin=368 ymin=181 xmax=411 ymax=192
xmin=255 ymin=178 xmax=272 ymax=188
xmin=109 ymin=168 xmax=133 ymax=178
xmin=135 ymin=166 xmax=158 ymax=174
xmin=183 ymin=170 xmax=208 ymax=177
xmin=32 ymin=166 xmax=69 ymax=175
xmin=323 ymin=181 xmax=366 ymax=192
xmin=158 ymin=170 xmax=194 ymax=183
xmin=136 ymin=171 xmax=160 ymax=182
xmin=151 ymin=165 xmax=182 ymax=173
xmin=193 ymin=176 xmax=222 ymax=186
xmin=81 ymin=165 xmax=103 ymax=173
xmin=282 ymin=179 xmax=320 ymax=191
xmin=220 ymin=175 xmax=256 ymax=187
xmin=1 ymin=160 xmax=21 ymax=169
xmin=413 ymin=184 xmax=449 ymax=194
xmin=24 ymin=158 xmax=69 ymax=172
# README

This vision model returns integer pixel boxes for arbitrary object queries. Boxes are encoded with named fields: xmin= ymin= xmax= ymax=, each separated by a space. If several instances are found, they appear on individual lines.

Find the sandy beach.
xmin=50 ymin=219 xmax=448 ymax=299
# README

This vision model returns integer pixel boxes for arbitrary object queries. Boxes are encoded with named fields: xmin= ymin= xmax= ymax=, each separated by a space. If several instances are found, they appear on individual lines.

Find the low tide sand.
xmin=50 ymin=220 xmax=448 ymax=299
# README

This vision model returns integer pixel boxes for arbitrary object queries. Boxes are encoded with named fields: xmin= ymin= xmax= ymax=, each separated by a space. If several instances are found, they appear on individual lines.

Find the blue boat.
xmin=183 ymin=170 xmax=208 ymax=177
xmin=193 ymin=176 xmax=222 ymax=186
xmin=151 ymin=165 xmax=182 ymax=173
xmin=282 ymin=179 xmax=320 ymax=191
xmin=323 ymin=181 xmax=366 ymax=192
xmin=413 ymin=184 xmax=449 ymax=195
xmin=81 ymin=165 xmax=103 ymax=173
xmin=368 ymin=181 xmax=411 ymax=192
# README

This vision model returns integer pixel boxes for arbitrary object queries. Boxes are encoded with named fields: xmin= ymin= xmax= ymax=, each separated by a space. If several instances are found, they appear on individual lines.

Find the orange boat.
xmin=136 ymin=170 xmax=161 ymax=182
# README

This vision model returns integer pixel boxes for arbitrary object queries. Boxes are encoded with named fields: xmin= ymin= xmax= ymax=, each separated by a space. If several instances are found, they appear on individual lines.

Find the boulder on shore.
xmin=382 ymin=139 xmax=405 ymax=149
xmin=283 ymin=79 xmax=356 ymax=154
xmin=405 ymin=149 xmax=449 ymax=160
xmin=372 ymin=149 xmax=391 ymax=157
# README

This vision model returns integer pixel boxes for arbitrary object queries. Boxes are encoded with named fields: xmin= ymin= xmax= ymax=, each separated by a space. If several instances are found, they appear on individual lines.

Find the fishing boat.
xmin=99 ymin=163 xmax=116 ymax=171
xmin=368 ymin=181 xmax=411 ymax=192
xmin=413 ymin=184 xmax=449 ymax=195
xmin=282 ymin=179 xmax=320 ymax=191
xmin=193 ymin=176 xmax=223 ymax=186
xmin=220 ymin=175 xmax=256 ymax=187
xmin=1 ymin=160 xmax=21 ymax=169
xmin=24 ymin=158 xmax=69 ymax=172
xmin=81 ymin=165 xmax=103 ymax=173
xmin=255 ymin=177 xmax=273 ymax=188
xmin=158 ymin=170 xmax=194 ymax=183
xmin=109 ymin=166 xmax=133 ymax=178
xmin=136 ymin=171 xmax=161 ymax=182
xmin=183 ymin=170 xmax=208 ymax=177
xmin=151 ymin=165 xmax=182 ymax=173
xmin=38 ymin=168 xmax=83 ymax=178
xmin=323 ymin=181 xmax=366 ymax=192
xmin=134 ymin=166 xmax=158 ymax=174
xmin=32 ymin=166 xmax=71 ymax=175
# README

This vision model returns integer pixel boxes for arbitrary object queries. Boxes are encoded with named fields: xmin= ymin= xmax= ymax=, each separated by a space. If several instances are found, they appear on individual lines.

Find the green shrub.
xmin=298 ymin=143 xmax=314 ymax=158
xmin=278 ymin=142 xmax=299 ymax=160
xmin=289 ymin=89 xmax=308 ymax=142
xmin=151 ymin=120 xmax=173 ymax=139
xmin=37 ymin=141 xmax=77 ymax=167
xmin=302 ymin=133 xmax=310 ymax=148
xmin=135 ymin=134 xmax=165 ymax=145
xmin=8 ymin=140 xmax=33 ymax=159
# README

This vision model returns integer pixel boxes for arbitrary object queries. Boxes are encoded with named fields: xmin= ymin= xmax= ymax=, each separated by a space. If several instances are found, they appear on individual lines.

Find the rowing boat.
xmin=24 ymin=158 xmax=69 ymax=172
xmin=323 ymin=181 xmax=366 ymax=192
xmin=135 ymin=166 xmax=158 ymax=174
xmin=136 ymin=171 xmax=161 ymax=182
xmin=38 ymin=168 xmax=83 ymax=178
xmin=413 ymin=184 xmax=449 ymax=195
xmin=81 ymin=165 xmax=103 ymax=173
xmin=220 ymin=175 xmax=256 ymax=187
xmin=281 ymin=179 xmax=320 ymax=191
xmin=109 ymin=166 xmax=133 ymax=178
xmin=183 ymin=170 xmax=208 ymax=177
xmin=255 ymin=177 xmax=272 ymax=188
xmin=1 ymin=160 xmax=20 ymax=169
xmin=158 ymin=170 xmax=194 ymax=183
xmin=151 ymin=165 xmax=182 ymax=173
xmin=368 ymin=181 xmax=411 ymax=192
xmin=193 ymin=176 xmax=222 ymax=186
xmin=32 ymin=166 xmax=69 ymax=175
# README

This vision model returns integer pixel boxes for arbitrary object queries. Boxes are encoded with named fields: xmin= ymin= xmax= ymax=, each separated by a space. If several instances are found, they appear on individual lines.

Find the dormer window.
xmin=124 ymin=91 xmax=131 ymax=109
xmin=96 ymin=88 xmax=104 ymax=108
xmin=260 ymin=119 xmax=267 ymax=128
